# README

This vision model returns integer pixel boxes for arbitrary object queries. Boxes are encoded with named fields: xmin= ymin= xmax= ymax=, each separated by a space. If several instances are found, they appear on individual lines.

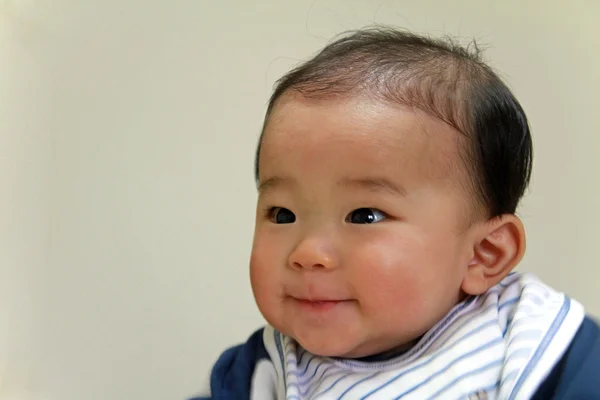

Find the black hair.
xmin=255 ymin=27 xmax=532 ymax=218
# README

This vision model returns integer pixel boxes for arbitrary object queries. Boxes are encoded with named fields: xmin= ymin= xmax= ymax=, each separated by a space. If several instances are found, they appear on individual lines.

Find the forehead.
xmin=260 ymin=94 xmax=466 ymax=188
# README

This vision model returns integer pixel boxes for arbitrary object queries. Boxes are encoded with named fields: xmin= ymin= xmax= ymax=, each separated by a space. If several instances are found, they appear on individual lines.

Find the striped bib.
xmin=262 ymin=272 xmax=584 ymax=400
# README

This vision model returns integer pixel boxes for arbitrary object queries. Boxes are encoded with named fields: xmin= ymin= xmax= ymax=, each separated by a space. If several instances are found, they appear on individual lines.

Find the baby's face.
xmin=250 ymin=94 xmax=479 ymax=358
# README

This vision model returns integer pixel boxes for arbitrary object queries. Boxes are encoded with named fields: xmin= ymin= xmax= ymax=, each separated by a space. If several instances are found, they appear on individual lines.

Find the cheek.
xmin=349 ymin=234 xmax=425 ymax=309
xmin=347 ymin=229 xmax=459 ymax=319
xmin=250 ymin=246 xmax=272 ymax=299
xmin=249 ymin=233 xmax=285 ymax=306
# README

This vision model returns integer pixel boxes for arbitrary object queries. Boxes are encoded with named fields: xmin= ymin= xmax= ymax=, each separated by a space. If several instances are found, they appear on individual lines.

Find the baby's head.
xmin=250 ymin=28 xmax=532 ymax=358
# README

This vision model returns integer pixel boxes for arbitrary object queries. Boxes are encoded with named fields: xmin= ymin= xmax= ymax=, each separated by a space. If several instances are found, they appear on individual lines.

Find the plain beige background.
xmin=1 ymin=1 xmax=598 ymax=399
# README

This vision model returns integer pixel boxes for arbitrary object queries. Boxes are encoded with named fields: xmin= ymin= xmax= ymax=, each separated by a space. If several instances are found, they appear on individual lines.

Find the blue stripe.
xmin=301 ymin=355 xmax=318 ymax=375
xmin=282 ymin=278 xmax=525 ymax=397
xmin=297 ymin=348 xmax=307 ymax=365
xmin=297 ymin=363 xmax=330 ymax=386
xmin=498 ymin=273 xmax=521 ymax=287
xmin=285 ymin=346 xmax=297 ymax=367
xmin=287 ymin=354 xmax=318 ymax=377
xmin=284 ymin=340 xmax=295 ymax=368
xmin=304 ymin=370 xmax=348 ymax=399
xmin=339 ymin=295 xmax=518 ymax=372
xmin=500 ymin=293 xmax=541 ymax=337
xmin=369 ymin=290 xmax=519 ymax=371
xmin=454 ymin=380 xmax=500 ymax=400
xmin=521 ymin=292 xmax=545 ymax=306
xmin=315 ymin=364 xmax=334 ymax=381
xmin=515 ymin=281 xmax=551 ymax=298
xmin=285 ymin=340 xmax=295 ymax=359
xmin=498 ymin=297 xmax=519 ymax=311
xmin=432 ymin=295 xmax=521 ymax=352
xmin=362 ymin=337 xmax=503 ymax=399
xmin=424 ymin=299 xmax=513 ymax=355
xmin=504 ymin=313 xmax=540 ymax=337
xmin=427 ymin=359 xmax=503 ymax=399
xmin=274 ymin=330 xmax=287 ymax=388
xmin=377 ymin=298 xmax=476 ymax=365
xmin=499 ymin=369 xmax=519 ymax=392
xmin=506 ymin=329 xmax=542 ymax=348
xmin=287 ymin=364 xmax=334 ymax=396
xmin=355 ymin=320 xmax=496 ymax=398
xmin=287 ymin=381 xmax=319 ymax=398
xmin=280 ymin=276 xmax=562 ymax=400
xmin=504 ymin=348 xmax=532 ymax=366
xmin=502 ymin=317 xmax=513 ymax=336
xmin=284 ymin=295 xmax=519 ymax=397
xmin=337 ymin=372 xmax=379 ymax=399
xmin=508 ymin=296 xmax=571 ymax=400
xmin=311 ymin=373 xmax=352 ymax=399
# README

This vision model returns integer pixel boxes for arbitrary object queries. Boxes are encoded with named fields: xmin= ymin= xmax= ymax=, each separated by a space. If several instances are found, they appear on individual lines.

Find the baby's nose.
xmin=287 ymin=236 xmax=338 ymax=271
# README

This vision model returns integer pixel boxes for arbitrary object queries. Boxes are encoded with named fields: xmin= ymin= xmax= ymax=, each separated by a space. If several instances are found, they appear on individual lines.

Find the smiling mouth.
xmin=292 ymin=298 xmax=350 ymax=312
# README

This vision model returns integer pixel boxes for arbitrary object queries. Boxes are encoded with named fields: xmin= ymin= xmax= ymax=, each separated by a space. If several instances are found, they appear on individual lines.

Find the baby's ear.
xmin=461 ymin=214 xmax=526 ymax=295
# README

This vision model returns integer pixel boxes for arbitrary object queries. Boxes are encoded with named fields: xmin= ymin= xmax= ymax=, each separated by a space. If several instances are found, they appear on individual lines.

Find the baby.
xmin=191 ymin=28 xmax=599 ymax=399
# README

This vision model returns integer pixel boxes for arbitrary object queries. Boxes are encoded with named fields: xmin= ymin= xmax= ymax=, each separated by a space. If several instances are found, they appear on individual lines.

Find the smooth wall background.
xmin=1 ymin=1 xmax=598 ymax=399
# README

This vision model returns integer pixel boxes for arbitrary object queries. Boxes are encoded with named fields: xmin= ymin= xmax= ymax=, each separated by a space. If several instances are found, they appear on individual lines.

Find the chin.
xmin=291 ymin=329 xmax=363 ymax=358
xmin=299 ymin=341 xmax=354 ymax=358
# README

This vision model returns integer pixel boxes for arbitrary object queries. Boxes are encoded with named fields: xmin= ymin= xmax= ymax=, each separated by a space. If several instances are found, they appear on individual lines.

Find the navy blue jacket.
xmin=192 ymin=317 xmax=600 ymax=399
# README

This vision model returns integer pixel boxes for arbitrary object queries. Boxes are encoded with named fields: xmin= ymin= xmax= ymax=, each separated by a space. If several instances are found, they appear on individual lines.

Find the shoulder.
xmin=533 ymin=316 xmax=600 ymax=399
xmin=189 ymin=328 xmax=272 ymax=400
xmin=210 ymin=328 xmax=270 ymax=391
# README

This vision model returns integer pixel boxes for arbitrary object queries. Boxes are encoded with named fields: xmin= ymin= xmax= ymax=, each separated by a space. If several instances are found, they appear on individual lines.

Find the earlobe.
xmin=461 ymin=214 xmax=526 ymax=295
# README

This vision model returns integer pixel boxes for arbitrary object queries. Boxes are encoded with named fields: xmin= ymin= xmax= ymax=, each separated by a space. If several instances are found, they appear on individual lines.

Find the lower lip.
xmin=294 ymin=299 xmax=345 ymax=312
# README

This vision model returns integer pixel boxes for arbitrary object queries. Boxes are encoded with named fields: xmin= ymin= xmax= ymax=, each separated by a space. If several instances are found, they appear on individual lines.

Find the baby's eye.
xmin=269 ymin=207 xmax=296 ymax=224
xmin=346 ymin=208 xmax=386 ymax=224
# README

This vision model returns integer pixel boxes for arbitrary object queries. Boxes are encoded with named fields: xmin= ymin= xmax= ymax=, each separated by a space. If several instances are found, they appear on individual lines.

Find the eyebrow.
xmin=258 ymin=176 xmax=294 ymax=193
xmin=339 ymin=177 xmax=407 ymax=197
xmin=258 ymin=176 xmax=407 ymax=197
